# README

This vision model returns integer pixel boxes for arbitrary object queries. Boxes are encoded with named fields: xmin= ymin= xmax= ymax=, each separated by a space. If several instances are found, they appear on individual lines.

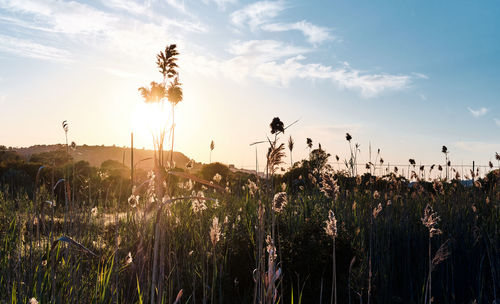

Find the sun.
xmin=132 ymin=101 xmax=172 ymax=146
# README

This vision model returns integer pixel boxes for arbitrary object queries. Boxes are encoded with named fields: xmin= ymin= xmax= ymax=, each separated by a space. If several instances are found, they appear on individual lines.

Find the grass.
xmin=0 ymin=162 xmax=498 ymax=303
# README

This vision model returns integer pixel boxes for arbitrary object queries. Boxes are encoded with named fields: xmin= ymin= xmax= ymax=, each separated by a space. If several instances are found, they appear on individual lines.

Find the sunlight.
xmin=132 ymin=101 xmax=172 ymax=146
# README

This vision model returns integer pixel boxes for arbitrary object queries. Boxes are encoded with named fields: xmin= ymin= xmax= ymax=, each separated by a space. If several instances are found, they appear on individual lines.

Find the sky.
xmin=0 ymin=0 xmax=499 ymax=173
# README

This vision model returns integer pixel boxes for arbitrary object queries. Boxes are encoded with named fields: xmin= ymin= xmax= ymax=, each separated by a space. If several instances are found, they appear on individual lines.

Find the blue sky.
xmin=0 ymin=0 xmax=499 ymax=174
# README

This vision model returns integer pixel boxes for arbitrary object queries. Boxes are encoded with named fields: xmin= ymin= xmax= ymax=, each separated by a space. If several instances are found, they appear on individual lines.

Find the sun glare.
xmin=132 ymin=101 xmax=172 ymax=144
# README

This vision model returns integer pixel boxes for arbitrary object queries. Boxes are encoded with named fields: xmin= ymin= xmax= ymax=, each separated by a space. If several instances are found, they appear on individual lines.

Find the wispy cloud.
xmin=412 ymin=72 xmax=429 ymax=79
xmin=227 ymin=40 xmax=310 ymax=61
xmin=230 ymin=0 xmax=286 ymax=30
xmin=188 ymin=41 xmax=411 ymax=97
xmin=0 ymin=34 xmax=70 ymax=61
xmin=495 ymin=118 xmax=500 ymax=127
xmin=0 ymin=0 xmax=116 ymax=35
xmin=467 ymin=107 xmax=488 ymax=117
xmin=262 ymin=21 xmax=333 ymax=45
xmin=0 ymin=0 xmax=414 ymax=98
xmin=0 ymin=0 xmax=207 ymax=63
xmin=103 ymin=0 xmax=153 ymax=16
xmin=165 ymin=0 xmax=190 ymax=15
xmin=203 ymin=0 xmax=237 ymax=10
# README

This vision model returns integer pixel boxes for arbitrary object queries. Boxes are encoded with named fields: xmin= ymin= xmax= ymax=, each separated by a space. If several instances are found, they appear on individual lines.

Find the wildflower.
xmin=246 ymin=179 xmax=258 ymax=196
xmin=44 ymin=200 xmax=56 ymax=208
xmin=192 ymin=198 xmax=207 ymax=213
xmin=372 ymin=203 xmax=382 ymax=219
xmin=431 ymin=239 xmax=451 ymax=270
xmin=29 ymin=298 xmax=38 ymax=304
xmin=126 ymin=252 xmax=133 ymax=265
xmin=213 ymin=173 xmax=222 ymax=183
xmin=266 ymin=234 xmax=277 ymax=261
xmin=325 ymin=210 xmax=337 ymax=238
xmin=352 ymin=201 xmax=357 ymax=211
xmin=281 ymin=182 xmax=286 ymax=191
xmin=373 ymin=190 xmax=380 ymax=200
xmin=128 ymin=194 xmax=139 ymax=208
xmin=210 ymin=217 xmax=221 ymax=246
xmin=306 ymin=138 xmax=313 ymax=149
xmin=91 ymin=207 xmax=98 ymax=216
xmin=186 ymin=159 xmax=194 ymax=169
xmin=486 ymin=196 xmax=490 ymax=204
xmin=433 ymin=180 xmax=444 ymax=195
xmin=345 ymin=133 xmax=352 ymax=142
xmin=272 ymin=192 xmax=287 ymax=213
xmin=409 ymin=159 xmax=416 ymax=166
xmin=421 ymin=204 xmax=442 ymax=238
xmin=320 ymin=171 xmax=340 ymax=200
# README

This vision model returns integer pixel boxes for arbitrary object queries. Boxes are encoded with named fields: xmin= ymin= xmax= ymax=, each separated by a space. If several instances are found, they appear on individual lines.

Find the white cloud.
xmin=0 ymin=34 xmax=70 ymax=61
xmin=203 ymin=0 xmax=237 ymax=10
xmin=262 ymin=21 xmax=333 ymax=45
xmin=231 ymin=0 xmax=286 ymax=30
xmin=412 ymin=72 xmax=429 ymax=79
xmin=467 ymin=107 xmax=488 ymax=117
xmin=0 ymin=0 xmax=207 ymax=62
xmin=227 ymin=40 xmax=310 ymax=61
xmin=165 ymin=0 xmax=188 ymax=14
xmin=419 ymin=93 xmax=427 ymax=101
xmin=0 ymin=0 xmax=413 ymax=98
xmin=495 ymin=118 xmax=500 ymax=127
xmin=0 ymin=0 xmax=116 ymax=35
xmin=103 ymin=0 xmax=152 ymax=16
xmin=186 ymin=41 xmax=411 ymax=97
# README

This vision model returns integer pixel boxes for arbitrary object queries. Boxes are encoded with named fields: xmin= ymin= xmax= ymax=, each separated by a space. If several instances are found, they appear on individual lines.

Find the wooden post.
xmin=472 ymin=161 xmax=475 ymax=183
xmin=131 ymin=132 xmax=134 ymax=190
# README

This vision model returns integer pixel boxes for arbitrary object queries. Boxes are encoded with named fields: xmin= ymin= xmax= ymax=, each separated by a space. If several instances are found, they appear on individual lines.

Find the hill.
xmin=9 ymin=144 xmax=200 ymax=170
